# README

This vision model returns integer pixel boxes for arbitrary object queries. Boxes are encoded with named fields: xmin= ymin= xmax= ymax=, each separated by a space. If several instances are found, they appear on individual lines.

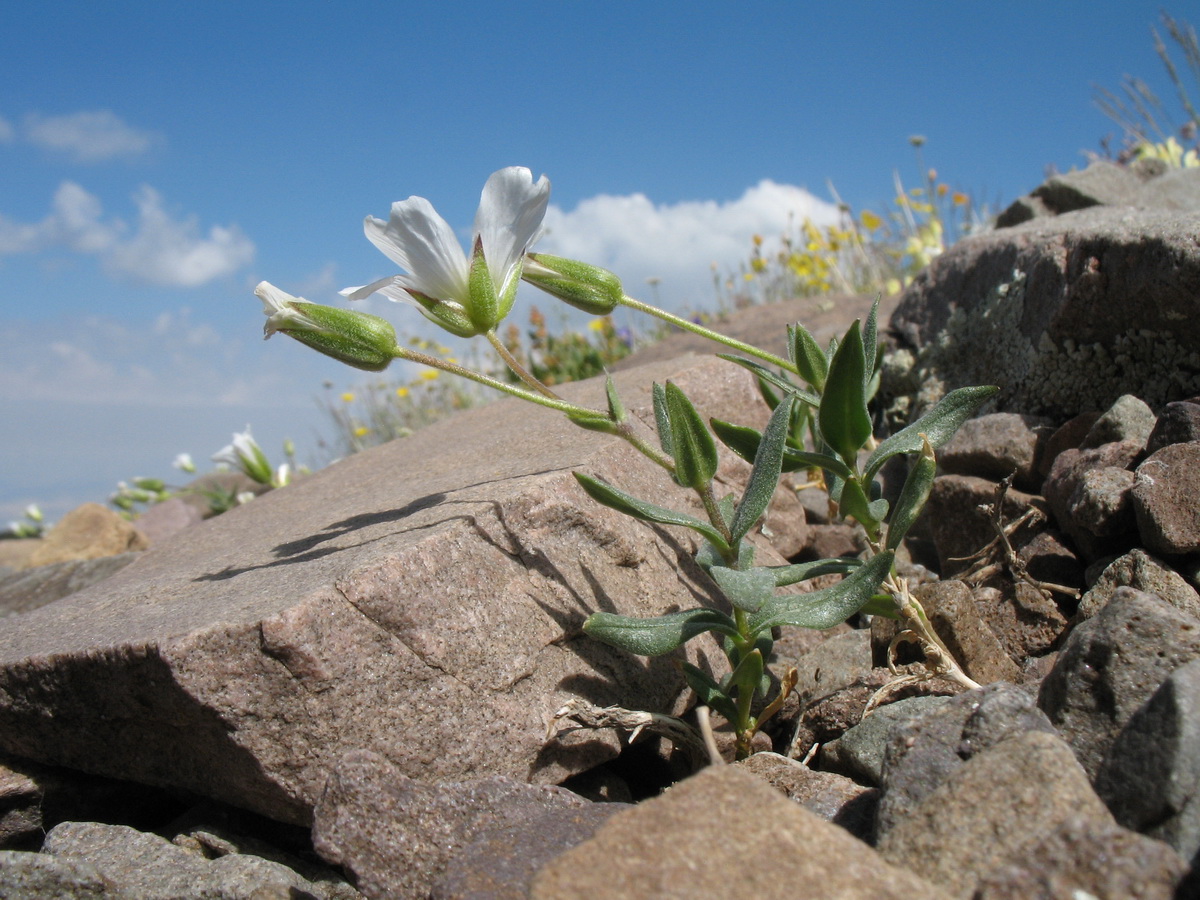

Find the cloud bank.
xmin=20 ymin=109 xmax=162 ymax=162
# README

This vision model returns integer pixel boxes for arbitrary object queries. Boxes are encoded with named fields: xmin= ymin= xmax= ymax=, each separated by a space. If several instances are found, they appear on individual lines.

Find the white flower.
xmin=173 ymin=453 xmax=196 ymax=474
xmin=212 ymin=426 xmax=274 ymax=485
xmin=256 ymin=282 xmax=322 ymax=338
xmin=341 ymin=166 xmax=550 ymax=336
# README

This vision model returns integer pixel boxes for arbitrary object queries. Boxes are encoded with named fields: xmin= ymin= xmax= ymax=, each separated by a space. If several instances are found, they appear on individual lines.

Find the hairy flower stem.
xmin=617 ymin=294 xmax=798 ymax=375
xmin=614 ymin=422 xmax=677 ymax=473
xmin=393 ymin=347 xmax=600 ymax=419
xmin=485 ymin=329 xmax=561 ymax=399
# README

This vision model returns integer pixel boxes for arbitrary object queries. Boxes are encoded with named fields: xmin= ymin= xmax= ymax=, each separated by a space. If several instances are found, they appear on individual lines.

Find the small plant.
xmin=4 ymin=505 xmax=46 ymax=539
xmin=255 ymin=167 xmax=996 ymax=761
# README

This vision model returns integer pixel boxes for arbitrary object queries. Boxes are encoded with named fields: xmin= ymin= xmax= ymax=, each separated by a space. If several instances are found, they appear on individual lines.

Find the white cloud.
xmin=22 ymin=110 xmax=160 ymax=162
xmin=0 ymin=115 xmax=14 ymax=144
xmin=537 ymin=180 xmax=840 ymax=315
xmin=0 ymin=181 xmax=254 ymax=287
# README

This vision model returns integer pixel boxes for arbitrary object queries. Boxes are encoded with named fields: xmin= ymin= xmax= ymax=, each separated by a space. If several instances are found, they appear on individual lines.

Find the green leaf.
xmin=818 ymin=320 xmax=872 ymax=467
xmin=604 ymin=376 xmax=626 ymax=423
xmin=769 ymin=557 xmax=862 ymax=587
xmin=863 ymin=384 xmax=999 ymax=482
xmin=726 ymin=646 xmax=765 ymax=699
xmin=789 ymin=323 xmax=828 ymax=391
xmin=749 ymin=550 xmax=894 ymax=633
xmin=862 ymin=296 xmax=881 ymax=390
xmin=757 ymin=375 xmax=782 ymax=411
xmin=836 ymin=476 xmax=881 ymax=539
xmin=652 ymin=382 xmax=674 ymax=458
xmin=696 ymin=540 xmax=752 ymax=572
xmin=566 ymin=410 xmax=619 ymax=434
xmin=583 ymin=607 xmax=739 ymax=656
xmin=681 ymin=663 xmax=740 ymax=723
xmin=860 ymin=594 xmax=900 ymax=618
xmin=717 ymin=355 xmax=820 ymax=408
xmin=886 ymin=434 xmax=937 ymax=551
xmin=708 ymin=565 xmax=776 ymax=613
xmin=665 ymin=382 xmax=718 ymax=490
xmin=573 ymin=472 xmax=729 ymax=550
xmin=711 ymin=418 xmax=764 ymax=465
xmin=783 ymin=449 xmax=854 ymax=480
xmin=730 ymin=396 xmax=793 ymax=543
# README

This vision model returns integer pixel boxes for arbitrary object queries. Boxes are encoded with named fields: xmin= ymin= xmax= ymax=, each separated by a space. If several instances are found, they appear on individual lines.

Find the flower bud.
xmin=522 ymin=254 xmax=623 ymax=316
xmin=212 ymin=427 xmax=274 ymax=486
xmin=256 ymin=282 xmax=398 ymax=372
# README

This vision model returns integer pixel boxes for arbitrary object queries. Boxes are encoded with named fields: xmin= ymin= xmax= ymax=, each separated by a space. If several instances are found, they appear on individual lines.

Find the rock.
xmin=1038 ymin=587 xmax=1200 ymax=779
xmin=0 ymin=851 xmax=114 ymax=898
xmin=313 ymin=750 xmax=590 ymax=900
xmin=1147 ymin=399 xmax=1200 ymax=453
xmin=973 ymin=582 xmax=1069 ymax=662
xmin=1095 ymin=656 xmax=1200 ymax=865
xmin=1080 ymin=393 xmax=1156 ymax=449
xmin=1042 ymin=440 xmax=1143 ymax=560
xmin=529 ymin=765 xmax=951 ymax=900
xmin=1031 ymin=160 xmax=1145 ymax=215
xmin=0 ymin=540 xmax=41 ymax=571
xmin=734 ymin=752 xmax=877 ymax=842
xmin=1015 ymin=529 xmax=1084 ymax=594
xmin=133 ymin=498 xmax=203 ymax=545
xmin=797 ymin=523 xmax=863 ymax=561
xmin=43 ymin=820 xmax=356 ymax=899
xmin=875 ymin=682 xmax=1058 ymax=838
xmin=26 ymin=503 xmax=148 ymax=568
xmin=0 ymin=763 xmax=43 ymax=849
xmin=1077 ymin=548 xmax=1200 ymax=621
xmin=1064 ymin=465 xmax=1137 ymax=539
xmin=821 ymin=694 xmax=950 ymax=785
xmin=0 ymin=553 xmax=141 ymax=618
xmin=890 ymin=207 xmax=1200 ymax=418
xmin=1134 ymin=164 xmax=1200 ymax=212
xmin=877 ymin=730 xmax=1114 ymax=898
xmin=937 ymin=412 xmax=1051 ymax=491
xmin=791 ymin=629 xmax=872 ymax=708
xmin=971 ymin=814 xmax=1187 ymax=899
xmin=1132 ymin=441 xmax=1200 ymax=556
xmin=0 ymin=356 xmax=779 ymax=824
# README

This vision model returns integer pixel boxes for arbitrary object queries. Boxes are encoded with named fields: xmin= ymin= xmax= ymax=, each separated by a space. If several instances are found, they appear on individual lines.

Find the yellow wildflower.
xmin=860 ymin=210 xmax=883 ymax=231
xmin=420 ymin=369 xmax=439 ymax=382
xmin=341 ymin=392 xmax=355 ymax=403
xmin=396 ymin=387 xmax=409 ymax=398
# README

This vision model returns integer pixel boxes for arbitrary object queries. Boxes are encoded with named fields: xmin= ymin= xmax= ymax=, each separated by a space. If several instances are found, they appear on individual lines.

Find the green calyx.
xmin=522 ymin=253 xmax=623 ymax=315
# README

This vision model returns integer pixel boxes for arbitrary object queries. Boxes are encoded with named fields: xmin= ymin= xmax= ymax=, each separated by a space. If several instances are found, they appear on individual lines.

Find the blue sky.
xmin=0 ymin=1 xmax=1190 ymax=526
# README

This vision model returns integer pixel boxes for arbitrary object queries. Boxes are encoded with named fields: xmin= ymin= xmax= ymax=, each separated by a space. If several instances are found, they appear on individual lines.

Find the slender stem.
xmin=485 ymin=329 xmax=560 ymax=399
xmin=614 ymin=422 xmax=676 ymax=473
xmin=617 ymin=294 xmax=799 ymax=375
xmin=697 ymin=482 xmax=735 ymax=554
xmin=393 ymin=347 xmax=602 ymax=419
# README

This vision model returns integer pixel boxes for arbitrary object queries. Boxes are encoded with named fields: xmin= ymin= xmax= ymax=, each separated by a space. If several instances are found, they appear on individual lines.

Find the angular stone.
xmin=133 ymin=498 xmax=203 ymax=545
xmin=971 ymin=815 xmax=1186 ymax=900
xmin=1096 ymin=656 xmax=1200 ymax=865
xmin=821 ymin=694 xmax=950 ymax=785
xmin=0 ymin=553 xmax=140 ymax=618
xmin=791 ymin=629 xmax=872 ymax=708
xmin=26 ymin=504 xmax=148 ymax=568
xmin=1037 ymin=410 xmax=1100 ymax=479
xmin=875 ymin=682 xmax=1058 ymax=838
xmin=735 ymin=752 xmax=877 ymax=842
xmin=877 ymin=731 xmax=1113 ymax=898
xmin=1038 ymin=588 xmax=1200 ymax=779
xmin=530 ymin=766 xmax=951 ymax=900
xmin=1135 ymin=164 xmax=1200 ymax=212
xmin=312 ymin=749 xmax=589 ymax=900
xmin=1080 ymin=393 xmax=1156 ymax=449
xmin=0 ymin=357 xmax=772 ymax=824
xmin=1077 ymin=548 xmax=1200 ymax=621
xmin=1065 ymin=466 xmax=1137 ymax=537
xmin=1043 ymin=440 xmax=1143 ymax=560
xmin=1132 ymin=442 xmax=1200 ymax=556
xmin=937 ymin=412 xmax=1052 ymax=491
xmin=1032 ymin=160 xmax=1144 ymax=214
xmin=891 ymin=208 xmax=1200 ymax=417
xmin=1015 ymin=529 xmax=1084 ymax=594
xmin=925 ymin=475 xmax=1045 ymax=576
xmin=1147 ymin=400 xmax=1200 ymax=453
xmin=0 ymin=851 xmax=113 ymax=898
xmin=973 ymin=582 xmax=1069 ymax=661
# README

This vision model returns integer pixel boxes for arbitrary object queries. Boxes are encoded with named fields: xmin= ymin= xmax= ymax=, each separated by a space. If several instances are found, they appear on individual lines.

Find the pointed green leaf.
xmin=583 ymin=607 xmax=739 ymax=656
xmin=681 ymin=663 xmax=740 ymax=723
xmin=886 ymin=434 xmax=937 ymax=551
xmin=784 ymin=449 xmax=853 ymax=480
xmin=769 ymin=557 xmax=862 ymax=587
xmin=566 ymin=410 xmax=619 ymax=434
xmin=665 ymin=382 xmax=718 ymax=490
xmin=696 ymin=540 xmax=752 ymax=572
xmin=730 ymin=395 xmax=793 ymax=543
xmin=789 ymin=323 xmax=828 ymax=391
xmin=604 ymin=376 xmax=626 ymax=423
xmin=749 ymin=550 xmax=894 ymax=633
xmin=862 ymin=296 xmax=881 ymax=390
xmin=652 ymin=382 xmax=674 ymax=458
xmin=467 ymin=238 xmax=500 ymax=332
xmin=710 ymin=417 xmax=764 ymax=465
xmin=726 ymin=647 xmax=765 ymax=699
xmin=836 ymin=476 xmax=881 ymax=539
xmin=818 ymin=320 xmax=872 ymax=466
xmin=708 ymin=565 xmax=776 ymax=613
xmin=717 ymin=355 xmax=820 ymax=408
xmin=863 ymin=384 xmax=999 ymax=482
xmin=573 ymin=473 xmax=729 ymax=550
xmin=860 ymin=594 xmax=900 ymax=618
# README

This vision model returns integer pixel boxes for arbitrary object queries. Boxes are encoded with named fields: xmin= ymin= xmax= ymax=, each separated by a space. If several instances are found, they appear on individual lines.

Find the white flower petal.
xmin=340 ymin=274 xmax=406 ymax=302
xmin=474 ymin=167 xmax=550 ymax=294
xmin=363 ymin=196 xmax=470 ymax=302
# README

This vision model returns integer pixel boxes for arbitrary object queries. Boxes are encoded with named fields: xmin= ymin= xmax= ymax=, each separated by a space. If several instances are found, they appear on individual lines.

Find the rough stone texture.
xmin=1132 ymin=441 xmax=1200 ymax=556
xmin=1038 ymin=587 xmax=1200 ymax=780
xmin=1015 ymin=529 xmax=1084 ymax=594
xmin=1147 ymin=399 xmax=1200 ymax=453
xmin=133 ymin=498 xmax=204 ymax=545
xmin=0 ymin=540 xmax=40 ymax=571
xmin=530 ymin=765 xmax=951 ymax=900
xmin=791 ymin=629 xmax=872 ymax=708
xmin=1042 ymin=440 xmax=1143 ymax=560
xmin=890 ymin=207 xmax=1200 ymax=418
xmin=1065 ymin=465 xmax=1138 ymax=538
xmin=875 ymin=682 xmax=1058 ymax=838
xmin=937 ymin=412 xmax=1051 ymax=491
xmin=0 ymin=356 xmax=782 ymax=824
xmin=312 ymin=750 xmax=589 ymax=900
xmin=26 ymin=503 xmax=148 ymax=568
xmin=972 ymin=582 xmax=1069 ymax=662
xmin=924 ymin=475 xmax=1045 ymax=576
xmin=735 ymin=752 xmax=877 ymax=842
xmin=0 ymin=851 xmax=114 ymax=898
xmin=877 ymin=731 xmax=1114 ymax=899
xmin=1096 ymin=656 xmax=1200 ymax=866
xmin=1037 ymin=410 xmax=1101 ymax=479
xmin=1080 ymin=393 xmax=1156 ymax=449
xmin=1026 ymin=160 xmax=1144 ymax=218
xmin=431 ymin=803 xmax=627 ymax=900
xmin=0 ymin=553 xmax=140 ymax=618
xmin=971 ymin=815 xmax=1187 ymax=900
xmin=0 ymin=762 xmax=43 ymax=849
xmin=1077 ymin=548 xmax=1200 ymax=621
xmin=820 ymin=694 xmax=950 ymax=785
xmin=43 ymin=820 xmax=357 ymax=899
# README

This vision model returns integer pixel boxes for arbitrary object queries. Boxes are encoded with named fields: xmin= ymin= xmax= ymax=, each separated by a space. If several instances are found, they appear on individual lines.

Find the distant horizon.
xmin=1 ymin=0 xmax=1190 ymax=525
